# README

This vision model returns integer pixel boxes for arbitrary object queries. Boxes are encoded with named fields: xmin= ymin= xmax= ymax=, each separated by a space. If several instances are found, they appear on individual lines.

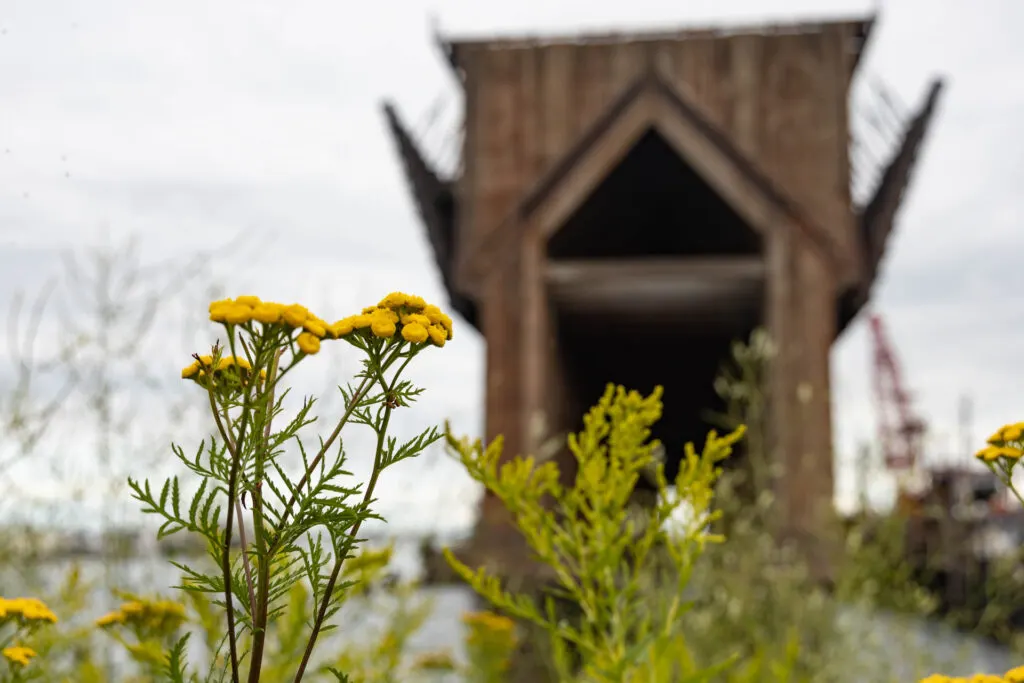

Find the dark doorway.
xmin=553 ymin=309 xmax=758 ymax=483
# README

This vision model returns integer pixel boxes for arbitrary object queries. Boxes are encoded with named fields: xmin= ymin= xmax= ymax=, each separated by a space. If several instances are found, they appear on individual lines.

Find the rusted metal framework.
xmin=384 ymin=15 xmax=944 ymax=579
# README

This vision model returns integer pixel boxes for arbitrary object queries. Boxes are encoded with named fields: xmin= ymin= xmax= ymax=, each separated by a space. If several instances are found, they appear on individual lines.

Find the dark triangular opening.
xmin=546 ymin=128 xmax=761 ymax=259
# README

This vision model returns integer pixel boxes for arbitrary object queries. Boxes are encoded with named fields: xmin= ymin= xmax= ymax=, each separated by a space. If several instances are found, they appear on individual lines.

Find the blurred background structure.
xmin=384 ymin=14 xmax=943 ymax=582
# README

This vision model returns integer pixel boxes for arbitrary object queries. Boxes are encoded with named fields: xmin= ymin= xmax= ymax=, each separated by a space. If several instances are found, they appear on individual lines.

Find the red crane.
xmin=869 ymin=312 xmax=926 ymax=472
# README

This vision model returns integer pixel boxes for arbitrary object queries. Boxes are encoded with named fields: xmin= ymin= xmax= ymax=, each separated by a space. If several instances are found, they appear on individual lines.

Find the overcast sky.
xmin=1 ymin=0 xmax=1022 ymax=532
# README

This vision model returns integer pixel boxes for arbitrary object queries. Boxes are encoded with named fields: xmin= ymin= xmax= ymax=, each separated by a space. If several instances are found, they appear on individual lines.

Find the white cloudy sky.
xmin=1 ymin=0 xmax=1022 ymax=533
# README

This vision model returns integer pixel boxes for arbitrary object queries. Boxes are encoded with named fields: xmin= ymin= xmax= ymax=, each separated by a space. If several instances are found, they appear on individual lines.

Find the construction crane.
xmin=868 ymin=312 xmax=927 ymax=474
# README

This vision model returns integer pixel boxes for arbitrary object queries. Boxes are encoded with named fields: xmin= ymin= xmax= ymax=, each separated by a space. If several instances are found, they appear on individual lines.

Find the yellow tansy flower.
xmin=371 ymin=307 xmax=399 ymax=324
xmin=1004 ymin=665 xmax=1024 ymax=682
xmin=297 ymin=332 xmax=321 ymax=355
xmin=251 ymin=302 xmax=284 ymax=324
xmin=401 ymin=322 xmax=429 ymax=343
xmin=976 ymin=446 xmax=1001 ymax=462
xmin=223 ymin=304 xmax=252 ymax=325
xmin=0 ymin=597 xmax=58 ymax=623
xmin=976 ymin=445 xmax=1024 ymax=462
xmin=334 ymin=293 xmax=453 ymax=347
xmin=988 ymin=422 xmax=1024 ymax=446
xmin=423 ymin=305 xmax=454 ymax=340
xmin=2 ymin=646 xmax=36 ymax=667
xmin=1003 ymin=424 xmax=1024 ymax=441
xmin=400 ymin=312 xmax=430 ymax=326
xmin=377 ymin=292 xmax=408 ymax=309
xmin=282 ymin=304 xmax=309 ymax=328
xmin=209 ymin=301 xmax=232 ymax=322
xmin=329 ymin=318 xmax=354 ymax=338
xmin=427 ymin=324 xmax=447 ymax=347
xmin=97 ymin=598 xmax=186 ymax=634
xmin=369 ymin=308 xmax=399 ymax=338
xmin=998 ymin=446 xmax=1022 ymax=460
xmin=302 ymin=317 xmax=327 ymax=338
xmin=371 ymin=319 xmax=396 ymax=338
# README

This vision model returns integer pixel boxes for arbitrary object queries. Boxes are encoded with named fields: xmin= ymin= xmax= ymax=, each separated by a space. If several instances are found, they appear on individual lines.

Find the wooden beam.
xmin=547 ymin=256 xmax=765 ymax=284
xmin=546 ymin=257 xmax=765 ymax=321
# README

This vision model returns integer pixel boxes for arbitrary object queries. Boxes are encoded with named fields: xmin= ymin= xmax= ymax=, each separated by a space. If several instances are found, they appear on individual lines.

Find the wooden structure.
xmin=384 ymin=15 xmax=944 ymax=579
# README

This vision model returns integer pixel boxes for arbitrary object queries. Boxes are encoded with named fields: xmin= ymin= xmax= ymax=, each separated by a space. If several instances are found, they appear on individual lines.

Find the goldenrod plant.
xmin=123 ymin=292 xmax=453 ymax=682
xmin=443 ymin=383 xmax=746 ymax=682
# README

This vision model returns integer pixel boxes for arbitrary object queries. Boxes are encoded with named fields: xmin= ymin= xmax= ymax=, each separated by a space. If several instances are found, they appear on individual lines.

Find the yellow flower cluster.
xmin=975 ymin=422 xmax=1024 ymax=463
xmin=337 ymin=292 xmax=454 ymax=347
xmin=180 ymin=355 xmax=267 ymax=386
xmin=0 ymin=597 xmax=58 ymax=624
xmin=1 ymin=645 xmax=36 ymax=668
xmin=204 ymin=292 xmax=452 ymax=358
xmin=461 ymin=610 xmax=517 ymax=646
xmin=920 ymin=666 xmax=1024 ymax=682
xmin=208 ymin=297 xmax=331 ymax=356
xmin=411 ymin=650 xmax=457 ymax=672
xmin=94 ymin=598 xmax=187 ymax=633
xmin=461 ymin=610 xmax=517 ymax=672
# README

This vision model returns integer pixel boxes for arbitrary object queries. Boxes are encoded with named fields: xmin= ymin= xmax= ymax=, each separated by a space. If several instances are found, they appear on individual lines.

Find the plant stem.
xmin=214 ymin=392 xmax=259 ymax=619
xmin=246 ymin=349 xmax=282 ymax=683
xmin=292 ymin=387 xmax=395 ymax=682
xmin=207 ymin=332 xmax=263 ymax=683
xmin=207 ymin=386 xmax=242 ymax=683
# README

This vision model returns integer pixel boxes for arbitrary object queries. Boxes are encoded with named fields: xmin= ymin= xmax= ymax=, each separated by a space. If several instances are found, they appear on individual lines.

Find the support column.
xmin=470 ymin=245 xmax=528 ymax=575
xmin=765 ymin=224 xmax=839 ymax=581
xmin=521 ymin=231 xmax=549 ymax=457
xmin=520 ymin=230 xmax=576 ymax=487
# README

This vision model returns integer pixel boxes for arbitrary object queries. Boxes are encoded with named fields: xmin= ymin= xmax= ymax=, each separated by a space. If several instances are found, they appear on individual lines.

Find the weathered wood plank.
xmin=539 ymin=44 xmax=574 ymax=172
xmin=546 ymin=256 xmax=765 ymax=284
xmin=731 ymin=34 xmax=762 ymax=159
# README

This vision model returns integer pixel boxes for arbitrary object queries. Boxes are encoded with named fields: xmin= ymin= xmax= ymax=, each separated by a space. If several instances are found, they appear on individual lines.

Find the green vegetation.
xmin=1 ymin=261 xmax=1023 ymax=681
